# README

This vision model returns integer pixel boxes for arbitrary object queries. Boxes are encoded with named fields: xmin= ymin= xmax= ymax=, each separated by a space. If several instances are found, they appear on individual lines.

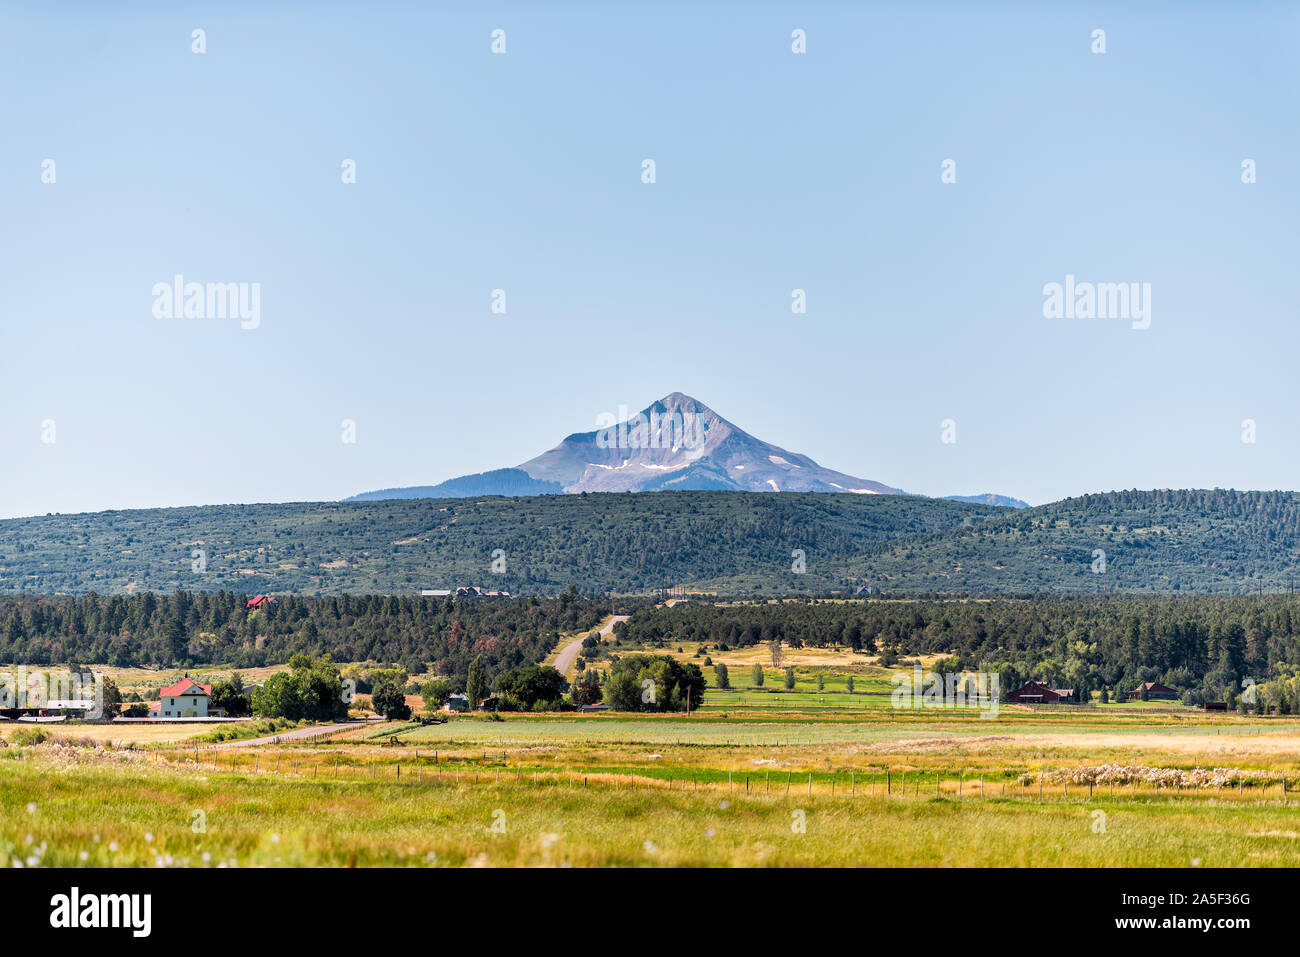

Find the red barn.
xmin=246 ymin=595 xmax=277 ymax=610
xmin=1128 ymin=682 xmax=1178 ymax=701
xmin=1007 ymin=680 xmax=1071 ymax=704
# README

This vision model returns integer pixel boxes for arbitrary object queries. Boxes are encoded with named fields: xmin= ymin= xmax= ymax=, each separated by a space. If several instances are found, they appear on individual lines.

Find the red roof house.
xmin=152 ymin=677 xmax=215 ymax=719
xmin=246 ymin=595 xmax=277 ymax=610
xmin=159 ymin=677 xmax=212 ymax=698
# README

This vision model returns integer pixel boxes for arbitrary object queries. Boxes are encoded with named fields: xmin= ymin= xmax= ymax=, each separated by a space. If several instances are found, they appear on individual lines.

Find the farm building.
xmin=246 ymin=595 xmax=277 ymax=610
xmin=454 ymin=586 xmax=512 ymax=598
xmin=443 ymin=693 xmax=469 ymax=712
xmin=150 ymin=677 xmax=214 ymax=718
xmin=1128 ymin=682 xmax=1179 ymax=700
xmin=1006 ymin=680 xmax=1078 ymax=704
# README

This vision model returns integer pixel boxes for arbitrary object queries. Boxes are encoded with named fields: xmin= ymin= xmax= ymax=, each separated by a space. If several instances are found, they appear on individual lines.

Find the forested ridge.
xmin=0 ymin=492 xmax=993 ymax=595
xmin=3 ymin=488 xmax=1300 ymax=596
xmin=860 ymin=488 xmax=1300 ymax=594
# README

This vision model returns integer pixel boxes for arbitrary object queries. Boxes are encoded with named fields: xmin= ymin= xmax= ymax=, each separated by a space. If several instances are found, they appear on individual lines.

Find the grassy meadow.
xmin=4 ymin=660 xmax=1300 ymax=867
xmin=5 ymin=649 xmax=1298 ymax=867
xmin=3 ymin=740 xmax=1299 ymax=868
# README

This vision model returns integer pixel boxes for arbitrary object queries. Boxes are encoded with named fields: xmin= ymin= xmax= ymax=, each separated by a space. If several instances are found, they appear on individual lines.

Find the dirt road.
xmin=552 ymin=615 xmax=628 ymax=677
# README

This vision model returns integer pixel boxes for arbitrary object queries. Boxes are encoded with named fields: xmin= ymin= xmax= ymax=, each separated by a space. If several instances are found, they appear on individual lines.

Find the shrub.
xmin=10 ymin=727 xmax=50 ymax=747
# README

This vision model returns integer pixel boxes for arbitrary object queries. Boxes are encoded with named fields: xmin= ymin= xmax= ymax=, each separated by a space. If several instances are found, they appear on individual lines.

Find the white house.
xmin=150 ymin=677 xmax=213 ymax=719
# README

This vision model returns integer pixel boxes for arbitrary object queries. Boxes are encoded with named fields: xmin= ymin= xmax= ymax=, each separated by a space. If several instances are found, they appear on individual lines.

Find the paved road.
xmin=553 ymin=615 xmax=628 ymax=676
xmin=212 ymin=721 xmax=371 ymax=749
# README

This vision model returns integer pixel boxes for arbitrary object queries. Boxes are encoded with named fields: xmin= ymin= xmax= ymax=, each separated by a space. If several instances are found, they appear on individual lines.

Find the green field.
xmin=5 ymin=690 xmax=1299 ymax=867
xmin=3 ymin=744 xmax=1298 ymax=868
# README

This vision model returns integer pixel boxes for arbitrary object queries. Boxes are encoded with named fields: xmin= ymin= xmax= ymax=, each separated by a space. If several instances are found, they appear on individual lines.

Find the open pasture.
xmin=4 ymin=744 xmax=1300 ymax=868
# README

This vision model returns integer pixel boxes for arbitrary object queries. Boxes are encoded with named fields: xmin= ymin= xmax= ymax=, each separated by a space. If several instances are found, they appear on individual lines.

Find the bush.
xmin=9 ymin=727 xmax=50 ymax=747
xmin=371 ymin=680 xmax=412 ymax=721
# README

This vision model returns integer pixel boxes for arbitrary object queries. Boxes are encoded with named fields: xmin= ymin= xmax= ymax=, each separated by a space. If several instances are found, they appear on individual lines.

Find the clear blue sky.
xmin=2 ymin=1 xmax=1297 ymax=519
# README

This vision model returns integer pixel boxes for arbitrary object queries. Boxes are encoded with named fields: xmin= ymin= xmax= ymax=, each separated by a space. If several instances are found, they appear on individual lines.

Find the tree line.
xmin=618 ymin=594 xmax=1300 ymax=703
xmin=0 ymin=588 xmax=625 ymax=682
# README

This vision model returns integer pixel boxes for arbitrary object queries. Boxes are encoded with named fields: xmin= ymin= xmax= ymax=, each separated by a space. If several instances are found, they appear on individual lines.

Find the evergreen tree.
xmin=466 ymin=655 xmax=487 ymax=709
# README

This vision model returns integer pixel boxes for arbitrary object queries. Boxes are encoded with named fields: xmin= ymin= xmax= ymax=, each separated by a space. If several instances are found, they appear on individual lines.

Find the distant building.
xmin=1006 ymin=680 xmax=1079 ymax=704
xmin=421 ymin=589 xmax=451 ymax=598
xmin=443 ymin=693 xmax=469 ymax=712
xmin=246 ymin=595 xmax=277 ymax=610
xmin=1129 ymin=682 xmax=1179 ymax=701
xmin=454 ymin=586 xmax=511 ymax=599
xmin=151 ymin=677 xmax=213 ymax=718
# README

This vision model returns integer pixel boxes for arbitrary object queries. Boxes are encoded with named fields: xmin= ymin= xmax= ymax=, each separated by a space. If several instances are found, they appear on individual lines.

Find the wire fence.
xmin=129 ymin=747 xmax=1299 ymax=805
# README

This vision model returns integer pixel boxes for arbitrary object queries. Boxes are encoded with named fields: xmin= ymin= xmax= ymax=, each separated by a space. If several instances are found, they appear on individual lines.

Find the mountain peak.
xmin=359 ymin=393 xmax=901 ymax=497
xmin=654 ymin=391 xmax=709 ymax=412
xmin=345 ymin=393 xmax=1010 ymax=504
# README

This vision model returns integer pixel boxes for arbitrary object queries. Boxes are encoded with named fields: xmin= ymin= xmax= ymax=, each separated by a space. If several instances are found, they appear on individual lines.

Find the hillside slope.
xmin=860 ymin=489 xmax=1300 ymax=594
xmin=0 ymin=492 xmax=994 ymax=596
xmin=6 ymin=489 xmax=1300 ymax=597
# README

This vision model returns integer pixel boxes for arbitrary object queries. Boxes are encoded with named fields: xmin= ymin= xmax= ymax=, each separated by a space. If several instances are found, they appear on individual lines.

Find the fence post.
xmin=807 ymin=774 xmax=812 ymax=796
xmin=786 ymin=772 xmax=791 ymax=796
